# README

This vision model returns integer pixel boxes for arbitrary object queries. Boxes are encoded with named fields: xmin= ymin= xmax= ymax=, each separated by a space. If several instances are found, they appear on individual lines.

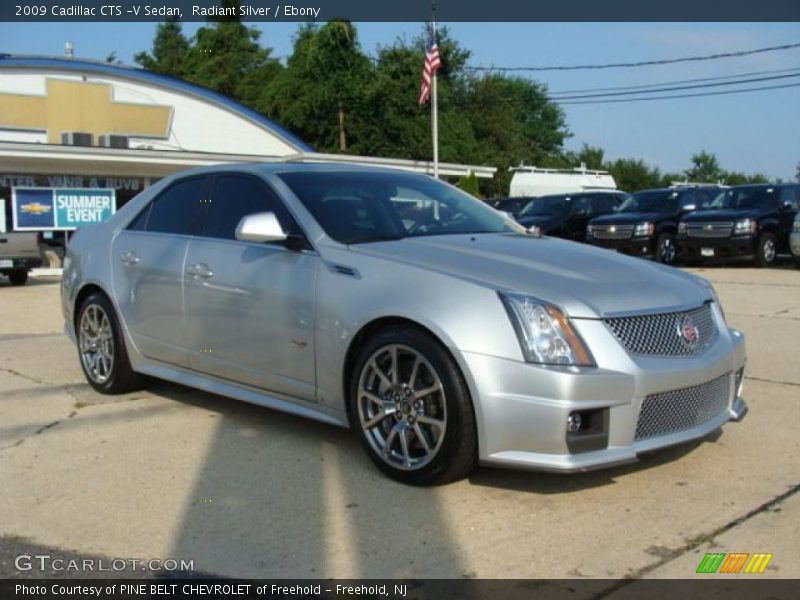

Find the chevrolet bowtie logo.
xmin=0 ymin=79 xmax=172 ymax=144
xmin=20 ymin=202 xmax=52 ymax=215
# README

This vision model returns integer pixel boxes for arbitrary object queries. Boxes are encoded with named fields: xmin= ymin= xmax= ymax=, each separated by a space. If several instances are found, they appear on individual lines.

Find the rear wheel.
xmin=754 ymin=232 xmax=777 ymax=268
xmin=76 ymin=292 xmax=142 ymax=394
xmin=8 ymin=269 xmax=28 ymax=286
xmin=350 ymin=326 xmax=477 ymax=485
xmin=655 ymin=233 xmax=677 ymax=265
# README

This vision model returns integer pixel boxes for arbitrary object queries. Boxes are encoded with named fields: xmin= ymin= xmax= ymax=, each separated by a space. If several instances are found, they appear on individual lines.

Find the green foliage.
xmin=685 ymin=150 xmax=723 ymax=183
xmin=605 ymin=158 xmax=663 ymax=192
xmin=457 ymin=172 xmax=480 ymax=197
xmin=134 ymin=20 xmax=190 ymax=78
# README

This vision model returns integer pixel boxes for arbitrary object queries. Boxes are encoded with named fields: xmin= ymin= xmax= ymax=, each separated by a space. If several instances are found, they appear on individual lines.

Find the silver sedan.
xmin=61 ymin=164 xmax=747 ymax=484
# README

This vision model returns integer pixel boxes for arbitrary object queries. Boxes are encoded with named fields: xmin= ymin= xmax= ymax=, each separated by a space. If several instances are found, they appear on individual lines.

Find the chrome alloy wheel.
xmin=79 ymin=304 xmax=114 ymax=384
xmin=660 ymin=236 xmax=676 ymax=264
xmin=357 ymin=344 xmax=447 ymax=471
xmin=763 ymin=238 xmax=776 ymax=263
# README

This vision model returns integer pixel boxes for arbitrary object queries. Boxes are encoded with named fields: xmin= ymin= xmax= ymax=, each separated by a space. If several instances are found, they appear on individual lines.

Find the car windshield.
xmin=619 ymin=191 xmax=679 ymax=213
xmin=518 ymin=196 xmax=568 ymax=217
xmin=709 ymin=187 xmax=778 ymax=210
xmin=278 ymin=170 xmax=523 ymax=244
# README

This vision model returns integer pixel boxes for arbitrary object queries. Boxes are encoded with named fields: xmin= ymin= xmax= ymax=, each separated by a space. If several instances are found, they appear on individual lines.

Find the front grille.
xmin=604 ymin=303 xmax=718 ymax=357
xmin=591 ymin=224 xmax=634 ymax=240
xmin=635 ymin=373 xmax=730 ymax=440
xmin=686 ymin=222 xmax=732 ymax=238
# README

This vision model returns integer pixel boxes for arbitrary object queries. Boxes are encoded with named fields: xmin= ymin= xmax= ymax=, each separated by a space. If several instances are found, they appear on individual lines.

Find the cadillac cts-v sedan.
xmin=61 ymin=164 xmax=747 ymax=485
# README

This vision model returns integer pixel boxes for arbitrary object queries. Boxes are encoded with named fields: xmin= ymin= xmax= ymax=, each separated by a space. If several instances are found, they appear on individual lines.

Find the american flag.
xmin=418 ymin=29 xmax=441 ymax=105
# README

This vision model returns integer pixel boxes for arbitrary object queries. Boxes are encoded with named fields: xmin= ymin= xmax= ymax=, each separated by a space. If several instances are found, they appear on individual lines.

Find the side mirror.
xmin=235 ymin=212 xmax=287 ymax=243
xmin=682 ymin=203 xmax=697 ymax=212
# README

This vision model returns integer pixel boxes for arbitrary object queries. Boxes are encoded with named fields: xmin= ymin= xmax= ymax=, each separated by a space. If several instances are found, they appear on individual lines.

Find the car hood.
xmin=351 ymin=234 xmax=710 ymax=318
xmin=590 ymin=211 xmax=664 ymax=225
xmin=683 ymin=208 xmax=765 ymax=222
xmin=516 ymin=214 xmax=561 ymax=230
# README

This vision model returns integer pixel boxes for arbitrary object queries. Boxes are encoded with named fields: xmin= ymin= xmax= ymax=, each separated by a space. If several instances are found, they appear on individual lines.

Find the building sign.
xmin=0 ymin=174 xmax=145 ymax=191
xmin=12 ymin=187 xmax=116 ymax=231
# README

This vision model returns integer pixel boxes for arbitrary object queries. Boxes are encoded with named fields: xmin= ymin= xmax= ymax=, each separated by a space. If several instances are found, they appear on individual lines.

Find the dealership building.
xmin=0 ymin=54 xmax=494 ymax=242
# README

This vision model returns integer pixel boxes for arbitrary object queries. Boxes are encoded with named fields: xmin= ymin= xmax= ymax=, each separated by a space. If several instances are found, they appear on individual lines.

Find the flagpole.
xmin=431 ymin=4 xmax=439 ymax=179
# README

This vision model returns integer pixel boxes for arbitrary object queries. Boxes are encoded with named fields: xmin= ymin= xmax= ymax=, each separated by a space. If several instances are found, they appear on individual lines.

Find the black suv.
xmin=515 ymin=191 xmax=629 ymax=242
xmin=678 ymin=183 xmax=800 ymax=267
xmin=586 ymin=186 xmax=722 ymax=265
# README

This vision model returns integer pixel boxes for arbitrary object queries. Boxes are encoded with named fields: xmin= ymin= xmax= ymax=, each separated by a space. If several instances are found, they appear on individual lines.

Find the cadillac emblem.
xmin=677 ymin=315 xmax=700 ymax=350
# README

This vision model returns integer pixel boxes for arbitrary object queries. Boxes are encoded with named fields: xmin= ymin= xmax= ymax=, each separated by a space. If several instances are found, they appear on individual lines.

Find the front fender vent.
xmin=327 ymin=263 xmax=360 ymax=279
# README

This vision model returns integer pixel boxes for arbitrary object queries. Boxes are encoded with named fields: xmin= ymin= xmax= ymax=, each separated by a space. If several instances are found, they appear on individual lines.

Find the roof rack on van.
xmin=509 ymin=162 xmax=611 ymax=177
xmin=669 ymin=181 xmax=726 ymax=188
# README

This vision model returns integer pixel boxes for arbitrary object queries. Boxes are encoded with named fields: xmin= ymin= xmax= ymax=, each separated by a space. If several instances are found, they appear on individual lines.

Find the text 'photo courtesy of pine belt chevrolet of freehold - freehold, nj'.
xmin=0 ymin=5 xmax=798 ymax=600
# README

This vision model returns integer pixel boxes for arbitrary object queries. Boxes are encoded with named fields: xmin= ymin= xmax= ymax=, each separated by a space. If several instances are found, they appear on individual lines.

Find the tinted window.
xmin=279 ymin=171 xmax=520 ymax=244
xmin=591 ymin=194 xmax=621 ymax=213
xmin=620 ymin=191 xmax=680 ymax=213
xmin=145 ymin=177 xmax=208 ymax=235
xmin=519 ymin=195 xmax=569 ymax=217
xmin=126 ymin=204 xmax=151 ymax=231
xmin=779 ymin=186 xmax=799 ymax=209
xmin=710 ymin=186 xmax=780 ymax=210
xmin=569 ymin=196 xmax=593 ymax=216
xmin=203 ymin=174 xmax=296 ymax=241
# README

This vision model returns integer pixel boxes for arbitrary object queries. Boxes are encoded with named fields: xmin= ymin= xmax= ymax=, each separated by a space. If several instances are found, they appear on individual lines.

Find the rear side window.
xmin=202 ymin=174 xmax=297 ymax=241
xmin=591 ymin=194 xmax=620 ymax=213
xmin=140 ymin=177 xmax=208 ymax=235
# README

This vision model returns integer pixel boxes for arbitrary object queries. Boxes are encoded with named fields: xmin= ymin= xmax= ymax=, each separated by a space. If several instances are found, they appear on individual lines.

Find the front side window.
xmin=278 ymin=171 xmax=521 ymax=244
xmin=138 ymin=177 xmax=209 ymax=235
xmin=518 ymin=195 xmax=569 ymax=217
xmin=710 ymin=186 xmax=779 ymax=210
xmin=620 ymin=191 xmax=679 ymax=213
xmin=202 ymin=174 xmax=296 ymax=241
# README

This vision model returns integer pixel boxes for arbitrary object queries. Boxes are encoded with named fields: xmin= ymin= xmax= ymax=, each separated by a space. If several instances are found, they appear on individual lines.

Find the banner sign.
xmin=12 ymin=187 xmax=116 ymax=231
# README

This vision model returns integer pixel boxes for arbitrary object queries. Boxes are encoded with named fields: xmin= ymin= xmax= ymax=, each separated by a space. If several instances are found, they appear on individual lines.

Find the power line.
xmin=547 ymin=66 xmax=800 ymax=96
xmin=551 ymin=72 xmax=800 ymax=100
xmin=558 ymin=82 xmax=800 ymax=105
xmin=464 ymin=42 xmax=800 ymax=72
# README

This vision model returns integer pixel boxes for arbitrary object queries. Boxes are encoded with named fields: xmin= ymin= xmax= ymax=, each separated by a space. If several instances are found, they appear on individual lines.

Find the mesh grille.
xmin=686 ymin=222 xmax=733 ymax=238
xmin=635 ymin=373 xmax=730 ymax=440
xmin=604 ymin=303 xmax=718 ymax=357
xmin=591 ymin=224 xmax=634 ymax=240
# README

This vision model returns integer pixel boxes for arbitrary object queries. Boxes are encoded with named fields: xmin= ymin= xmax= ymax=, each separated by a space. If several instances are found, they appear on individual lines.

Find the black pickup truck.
xmin=585 ymin=185 xmax=722 ymax=265
xmin=677 ymin=183 xmax=800 ymax=267
xmin=515 ymin=190 xmax=629 ymax=242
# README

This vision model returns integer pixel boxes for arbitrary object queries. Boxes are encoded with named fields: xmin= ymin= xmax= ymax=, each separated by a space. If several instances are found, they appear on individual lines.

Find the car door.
xmin=110 ymin=176 xmax=209 ymax=367
xmin=566 ymin=196 xmax=593 ymax=241
xmin=183 ymin=173 xmax=318 ymax=402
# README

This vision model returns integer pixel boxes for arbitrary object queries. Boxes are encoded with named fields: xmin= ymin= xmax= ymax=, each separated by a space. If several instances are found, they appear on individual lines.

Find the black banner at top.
xmin=2 ymin=0 xmax=800 ymax=22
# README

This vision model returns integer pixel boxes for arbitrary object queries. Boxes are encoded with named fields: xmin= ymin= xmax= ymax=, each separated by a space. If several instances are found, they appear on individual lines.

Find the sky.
xmin=1 ymin=21 xmax=799 ymax=181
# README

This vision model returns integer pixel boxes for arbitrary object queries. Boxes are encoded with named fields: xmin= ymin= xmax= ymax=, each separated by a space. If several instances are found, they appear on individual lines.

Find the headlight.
xmin=634 ymin=222 xmax=654 ymax=236
xmin=678 ymin=222 xmax=687 ymax=234
xmin=586 ymin=224 xmax=594 ymax=237
xmin=499 ymin=293 xmax=594 ymax=366
xmin=705 ymin=281 xmax=726 ymax=324
xmin=734 ymin=218 xmax=757 ymax=235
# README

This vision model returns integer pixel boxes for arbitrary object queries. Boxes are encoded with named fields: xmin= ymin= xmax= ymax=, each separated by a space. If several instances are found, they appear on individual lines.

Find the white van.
xmin=509 ymin=164 xmax=617 ymax=198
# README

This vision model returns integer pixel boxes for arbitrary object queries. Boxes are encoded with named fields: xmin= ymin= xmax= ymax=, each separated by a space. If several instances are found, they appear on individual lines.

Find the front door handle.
xmin=120 ymin=251 xmax=140 ymax=266
xmin=187 ymin=263 xmax=214 ymax=279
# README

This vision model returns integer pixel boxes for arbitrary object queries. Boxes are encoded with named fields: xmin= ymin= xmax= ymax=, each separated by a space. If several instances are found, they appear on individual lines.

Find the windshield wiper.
xmin=348 ymin=233 xmax=406 ymax=245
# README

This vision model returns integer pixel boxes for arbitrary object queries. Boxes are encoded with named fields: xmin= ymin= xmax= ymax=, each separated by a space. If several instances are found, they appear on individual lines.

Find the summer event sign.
xmin=12 ymin=187 xmax=116 ymax=231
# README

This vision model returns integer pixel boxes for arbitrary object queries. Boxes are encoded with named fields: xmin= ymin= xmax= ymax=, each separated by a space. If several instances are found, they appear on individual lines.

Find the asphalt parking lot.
xmin=0 ymin=265 xmax=798 ymax=583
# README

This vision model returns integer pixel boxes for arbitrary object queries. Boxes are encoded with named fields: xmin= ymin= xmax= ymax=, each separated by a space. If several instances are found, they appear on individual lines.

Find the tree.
xmin=796 ymin=162 xmax=800 ymax=183
xmin=134 ymin=20 xmax=190 ymax=78
xmin=685 ymin=150 xmax=723 ymax=183
xmin=606 ymin=158 xmax=662 ymax=192
xmin=457 ymin=172 xmax=480 ymax=197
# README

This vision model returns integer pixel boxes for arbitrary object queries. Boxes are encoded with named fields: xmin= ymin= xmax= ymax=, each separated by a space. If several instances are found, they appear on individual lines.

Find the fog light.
xmin=567 ymin=412 xmax=582 ymax=433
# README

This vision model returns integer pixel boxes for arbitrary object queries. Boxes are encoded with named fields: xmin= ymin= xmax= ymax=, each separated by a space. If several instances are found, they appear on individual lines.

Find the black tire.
xmin=794 ymin=256 xmax=800 ymax=269
xmin=655 ymin=232 xmax=677 ymax=265
xmin=76 ymin=291 xmax=142 ymax=394
xmin=8 ymin=269 xmax=28 ymax=286
xmin=349 ymin=326 xmax=477 ymax=485
xmin=754 ymin=232 xmax=777 ymax=268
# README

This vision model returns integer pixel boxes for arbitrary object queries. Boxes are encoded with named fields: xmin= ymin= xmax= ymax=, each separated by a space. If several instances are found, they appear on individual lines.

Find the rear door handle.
xmin=187 ymin=263 xmax=214 ymax=279
xmin=120 ymin=251 xmax=140 ymax=266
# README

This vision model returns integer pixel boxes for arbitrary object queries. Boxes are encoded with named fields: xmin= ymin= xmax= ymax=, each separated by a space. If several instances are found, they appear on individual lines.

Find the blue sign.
xmin=13 ymin=187 xmax=115 ymax=231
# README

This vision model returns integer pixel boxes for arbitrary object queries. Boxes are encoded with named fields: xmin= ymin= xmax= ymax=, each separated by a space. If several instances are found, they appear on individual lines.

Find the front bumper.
xmin=587 ymin=236 xmax=655 ymax=257
xmin=459 ymin=311 xmax=746 ymax=472
xmin=678 ymin=235 xmax=755 ymax=260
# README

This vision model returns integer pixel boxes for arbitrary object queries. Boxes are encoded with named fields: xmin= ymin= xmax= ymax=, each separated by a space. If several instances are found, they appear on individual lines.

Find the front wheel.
xmin=350 ymin=327 xmax=477 ymax=485
xmin=76 ymin=292 xmax=142 ymax=394
xmin=655 ymin=233 xmax=677 ymax=265
xmin=754 ymin=232 xmax=777 ymax=268
xmin=8 ymin=269 xmax=28 ymax=286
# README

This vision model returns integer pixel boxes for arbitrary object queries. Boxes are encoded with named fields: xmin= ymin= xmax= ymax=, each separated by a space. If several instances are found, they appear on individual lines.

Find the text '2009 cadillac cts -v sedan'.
xmin=61 ymin=164 xmax=747 ymax=484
